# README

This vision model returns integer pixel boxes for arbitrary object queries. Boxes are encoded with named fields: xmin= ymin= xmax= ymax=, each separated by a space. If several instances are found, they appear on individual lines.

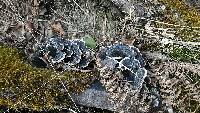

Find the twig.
xmin=72 ymin=0 xmax=88 ymax=15
xmin=59 ymin=78 xmax=80 ymax=112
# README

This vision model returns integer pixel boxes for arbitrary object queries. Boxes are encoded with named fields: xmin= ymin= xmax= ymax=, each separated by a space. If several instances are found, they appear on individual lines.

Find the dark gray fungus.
xmin=32 ymin=36 xmax=94 ymax=69
xmin=98 ymin=43 xmax=147 ymax=90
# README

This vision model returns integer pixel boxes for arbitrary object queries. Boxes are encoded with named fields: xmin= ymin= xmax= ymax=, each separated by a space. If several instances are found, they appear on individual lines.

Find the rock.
xmin=72 ymin=80 xmax=116 ymax=111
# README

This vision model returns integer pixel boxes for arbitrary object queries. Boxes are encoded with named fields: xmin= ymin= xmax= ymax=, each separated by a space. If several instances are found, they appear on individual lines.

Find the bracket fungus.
xmin=97 ymin=43 xmax=147 ymax=91
xmin=31 ymin=36 xmax=94 ymax=70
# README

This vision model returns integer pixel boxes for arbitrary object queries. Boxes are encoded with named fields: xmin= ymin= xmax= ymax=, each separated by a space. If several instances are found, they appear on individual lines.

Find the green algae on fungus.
xmin=83 ymin=35 xmax=97 ymax=49
xmin=0 ymin=46 xmax=97 ymax=111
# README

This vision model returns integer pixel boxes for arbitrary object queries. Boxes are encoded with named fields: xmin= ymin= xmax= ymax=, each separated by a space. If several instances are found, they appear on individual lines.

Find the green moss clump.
xmin=157 ymin=0 xmax=200 ymax=42
xmin=0 ymin=45 xmax=97 ymax=111
xmin=159 ymin=0 xmax=200 ymax=27
xmin=140 ymin=40 xmax=200 ymax=63
xmin=141 ymin=42 xmax=162 ymax=52
xmin=169 ymin=47 xmax=200 ymax=63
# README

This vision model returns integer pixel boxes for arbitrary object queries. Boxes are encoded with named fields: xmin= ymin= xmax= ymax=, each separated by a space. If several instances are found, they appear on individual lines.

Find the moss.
xmin=0 ymin=45 xmax=97 ymax=111
xmin=140 ymin=40 xmax=200 ymax=63
xmin=159 ymin=0 xmax=200 ymax=26
xmin=157 ymin=0 xmax=200 ymax=42
xmin=169 ymin=47 xmax=200 ymax=63
xmin=141 ymin=42 xmax=162 ymax=52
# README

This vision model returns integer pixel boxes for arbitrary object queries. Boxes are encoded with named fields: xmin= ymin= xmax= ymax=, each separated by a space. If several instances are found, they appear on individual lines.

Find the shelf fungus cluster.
xmin=31 ymin=36 xmax=94 ymax=70
xmin=97 ymin=43 xmax=147 ymax=99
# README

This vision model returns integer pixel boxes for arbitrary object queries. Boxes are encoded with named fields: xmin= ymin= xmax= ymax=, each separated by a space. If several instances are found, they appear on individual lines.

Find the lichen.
xmin=0 ymin=45 xmax=97 ymax=111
